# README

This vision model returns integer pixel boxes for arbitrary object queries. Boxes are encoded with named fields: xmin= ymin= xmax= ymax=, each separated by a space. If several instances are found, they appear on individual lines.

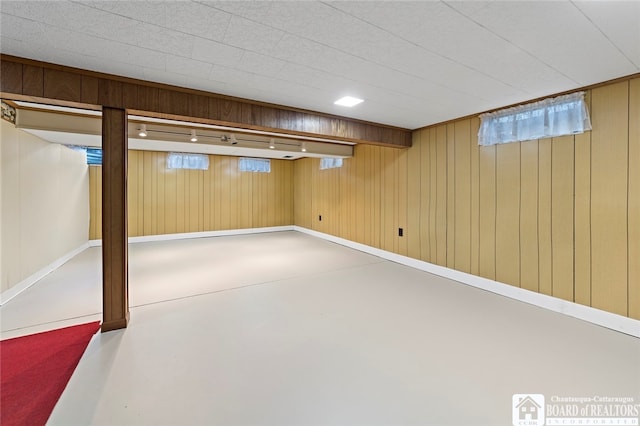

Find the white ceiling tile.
xmin=235 ymin=52 xmax=285 ymax=77
xmin=191 ymin=37 xmax=244 ymax=67
xmin=75 ymin=1 xmax=167 ymax=28
xmin=222 ymin=15 xmax=284 ymax=53
xmin=164 ymin=2 xmax=231 ymax=42
xmin=165 ymin=55 xmax=212 ymax=80
xmin=201 ymin=1 xmax=274 ymax=22
xmin=573 ymin=1 xmax=640 ymax=69
xmin=142 ymin=67 xmax=188 ymax=88
xmin=0 ymin=13 xmax=46 ymax=43
xmin=133 ymin=23 xmax=195 ymax=58
xmin=451 ymin=1 xmax=637 ymax=85
xmin=276 ymin=63 xmax=356 ymax=93
xmin=339 ymin=1 xmax=575 ymax=94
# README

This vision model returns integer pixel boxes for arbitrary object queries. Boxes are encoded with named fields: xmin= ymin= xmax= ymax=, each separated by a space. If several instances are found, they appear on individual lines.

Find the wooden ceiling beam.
xmin=1 ymin=55 xmax=411 ymax=148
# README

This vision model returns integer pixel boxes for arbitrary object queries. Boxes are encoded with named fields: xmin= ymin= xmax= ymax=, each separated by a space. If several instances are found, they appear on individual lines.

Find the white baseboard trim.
xmin=88 ymin=226 xmax=295 ymax=247
xmin=0 ymin=242 xmax=90 ymax=306
xmin=293 ymin=226 xmax=640 ymax=338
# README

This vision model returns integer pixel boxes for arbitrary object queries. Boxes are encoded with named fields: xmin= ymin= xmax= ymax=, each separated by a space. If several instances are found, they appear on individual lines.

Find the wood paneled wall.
xmin=90 ymin=151 xmax=293 ymax=239
xmin=293 ymin=77 xmax=640 ymax=320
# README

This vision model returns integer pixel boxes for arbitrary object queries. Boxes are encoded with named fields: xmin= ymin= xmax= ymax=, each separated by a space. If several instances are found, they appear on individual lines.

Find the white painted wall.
xmin=0 ymin=119 xmax=89 ymax=293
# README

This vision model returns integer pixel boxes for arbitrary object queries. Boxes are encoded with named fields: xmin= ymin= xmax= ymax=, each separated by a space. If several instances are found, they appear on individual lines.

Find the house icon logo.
xmin=512 ymin=394 xmax=545 ymax=426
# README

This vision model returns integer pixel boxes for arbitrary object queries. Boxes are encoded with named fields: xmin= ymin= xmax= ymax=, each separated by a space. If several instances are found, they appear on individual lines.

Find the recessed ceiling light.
xmin=334 ymin=96 xmax=363 ymax=107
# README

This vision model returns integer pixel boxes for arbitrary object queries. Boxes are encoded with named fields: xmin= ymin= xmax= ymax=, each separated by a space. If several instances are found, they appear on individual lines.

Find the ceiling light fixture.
xmin=190 ymin=129 xmax=198 ymax=142
xmin=269 ymin=138 xmax=275 ymax=149
xmin=334 ymin=96 xmax=363 ymax=107
xmin=301 ymin=142 xmax=307 ymax=152
xmin=138 ymin=124 xmax=147 ymax=137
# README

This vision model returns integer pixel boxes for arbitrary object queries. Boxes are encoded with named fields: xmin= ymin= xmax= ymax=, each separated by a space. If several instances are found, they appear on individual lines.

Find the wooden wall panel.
xmin=551 ymin=135 xmax=575 ymax=301
xmin=164 ymin=157 xmax=178 ymax=234
xmin=338 ymin=156 xmax=350 ymax=240
xmin=629 ymin=78 xmax=640 ymax=320
xmin=478 ymin=145 xmax=496 ymax=280
xmin=495 ymin=142 xmax=521 ymax=287
xmin=407 ymin=132 xmax=422 ymax=259
xmin=127 ymin=151 xmax=144 ymax=237
xmin=591 ymin=82 xmax=629 ymax=316
xmin=435 ymin=126 xmax=448 ymax=266
xmin=519 ymin=139 xmax=539 ymax=292
xmin=398 ymin=148 xmax=408 ymax=256
xmin=381 ymin=147 xmax=396 ymax=252
xmin=453 ymin=119 xmax=471 ymax=273
xmin=89 ymin=166 xmax=102 ymax=240
xmin=362 ymin=147 xmax=373 ymax=246
xmin=22 ymin=65 xmax=43 ymax=97
xmin=538 ymin=139 xmax=553 ymax=296
xmin=44 ymin=69 xmax=82 ymax=103
xmin=419 ymin=129 xmax=431 ymax=262
xmin=1 ymin=60 xmax=22 ymax=94
xmin=90 ymin=151 xmax=293 ymax=238
xmin=428 ymin=129 xmax=438 ymax=264
xmin=354 ymin=147 xmax=366 ymax=244
xmin=469 ymin=117 xmax=480 ymax=276
xmin=574 ymin=92 xmax=592 ymax=307
xmin=446 ymin=123 xmax=456 ymax=268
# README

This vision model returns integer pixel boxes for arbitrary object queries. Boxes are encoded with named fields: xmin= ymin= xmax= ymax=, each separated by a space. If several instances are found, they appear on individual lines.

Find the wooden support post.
xmin=101 ymin=107 xmax=129 ymax=332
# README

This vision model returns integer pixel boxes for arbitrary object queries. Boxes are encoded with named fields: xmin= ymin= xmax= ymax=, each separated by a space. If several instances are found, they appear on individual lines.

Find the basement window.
xmin=167 ymin=152 xmax=209 ymax=170
xmin=478 ymin=92 xmax=591 ymax=146
xmin=320 ymin=158 xmax=343 ymax=170
xmin=67 ymin=146 xmax=102 ymax=165
xmin=239 ymin=157 xmax=270 ymax=173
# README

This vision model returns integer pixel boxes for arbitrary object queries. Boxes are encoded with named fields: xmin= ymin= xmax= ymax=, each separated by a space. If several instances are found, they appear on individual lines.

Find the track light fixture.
xmin=301 ymin=142 xmax=307 ymax=152
xmin=138 ymin=124 xmax=147 ymax=137
xmin=269 ymin=138 xmax=275 ymax=149
xmin=190 ymin=129 xmax=198 ymax=142
xmin=230 ymin=134 xmax=238 ymax=145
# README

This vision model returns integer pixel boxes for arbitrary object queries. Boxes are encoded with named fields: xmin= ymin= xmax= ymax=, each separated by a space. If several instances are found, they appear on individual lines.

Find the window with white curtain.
xmin=320 ymin=158 xmax=343 ymax=170
xmin=167 ymin=152 xmax=209 ymax=170
xmin=239 ymin=157 xmax=270 ymax=173
xmin=478 ymin=92 xmax=591 ymax=146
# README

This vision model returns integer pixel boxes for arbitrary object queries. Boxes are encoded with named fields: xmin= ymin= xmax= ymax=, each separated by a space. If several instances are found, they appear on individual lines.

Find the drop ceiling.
xmin=1 ymin=1 xmax=639 ymax=130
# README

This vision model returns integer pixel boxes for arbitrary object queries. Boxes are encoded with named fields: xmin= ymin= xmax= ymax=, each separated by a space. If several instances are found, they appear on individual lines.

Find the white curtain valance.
xmin=239 ymin=157 xmax=270 ymax=173
xmin=478 ymin=92 xmax=592 ymax=146
xmin=320 ymin=158 xmax=343 ymax=170
xmin=167 ymin=152 xmax=209 ymax=170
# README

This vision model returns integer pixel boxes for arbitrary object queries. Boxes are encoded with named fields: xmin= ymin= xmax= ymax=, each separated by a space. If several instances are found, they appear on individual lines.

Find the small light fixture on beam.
xmin=230 ymin=134 xmax=238 ymax=145
xmin=138 ymin=124 xmax=147 ymax=137
xmin=269 ymin=138 xmax=275 ymax=149
xmin=301 ymin=142 xmax=307 ymax=152
xmin=190 ymin=129 xmax=198 ymax=142
xmin=334 ymin=96 xmax=363 ymax=107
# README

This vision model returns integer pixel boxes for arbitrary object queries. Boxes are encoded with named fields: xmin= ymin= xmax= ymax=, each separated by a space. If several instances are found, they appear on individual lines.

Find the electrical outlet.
xmin=398 ymin=228 xmax=403 ymax=237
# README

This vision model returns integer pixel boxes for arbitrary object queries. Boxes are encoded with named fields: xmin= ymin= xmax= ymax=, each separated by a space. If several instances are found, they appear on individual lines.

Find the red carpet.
xmin=1 ymin=321 xmax=101 ymax=426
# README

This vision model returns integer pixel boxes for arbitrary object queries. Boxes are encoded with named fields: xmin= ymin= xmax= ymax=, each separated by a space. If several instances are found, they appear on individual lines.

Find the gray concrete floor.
xmin=1 ymin=231 xmax=638 ymax=425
